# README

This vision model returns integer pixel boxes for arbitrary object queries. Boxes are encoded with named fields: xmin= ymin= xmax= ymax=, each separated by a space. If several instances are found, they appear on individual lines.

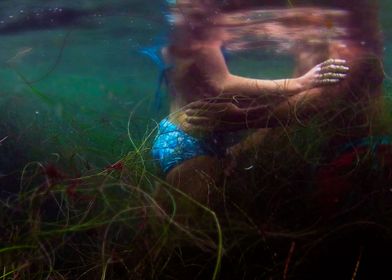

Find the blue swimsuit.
xmin=152 ymin=118 xmax=241 ymax=173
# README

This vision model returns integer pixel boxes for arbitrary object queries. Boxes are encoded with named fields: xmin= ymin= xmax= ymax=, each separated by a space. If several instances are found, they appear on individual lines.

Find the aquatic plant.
xmin=2 ymin=91 xmax=392 ymax=279
xmin=1 ymin=19 xmax=392 ymax=276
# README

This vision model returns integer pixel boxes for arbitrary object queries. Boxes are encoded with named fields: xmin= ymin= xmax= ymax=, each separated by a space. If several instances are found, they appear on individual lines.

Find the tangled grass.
xmin=1 ymin=139 xmax=392 ymax=279
xmin=2 ymin=93 xmax=392 ymax=279
xmin=0 ymin=140 xmax=226 ymax=279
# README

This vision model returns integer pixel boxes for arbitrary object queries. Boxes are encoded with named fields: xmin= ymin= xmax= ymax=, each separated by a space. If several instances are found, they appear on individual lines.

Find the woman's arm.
xmin=194 ymin=45 xmax=348 ymax=101
xmin=182 ymin=53 xmax=382 ymax=133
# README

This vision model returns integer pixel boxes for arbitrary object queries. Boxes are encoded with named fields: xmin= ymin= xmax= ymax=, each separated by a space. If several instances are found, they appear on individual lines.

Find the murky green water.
xmin=1 ymin=2 xmax=392 ymax=278
xmin=0 ymin=0 xmax=391 ymax=185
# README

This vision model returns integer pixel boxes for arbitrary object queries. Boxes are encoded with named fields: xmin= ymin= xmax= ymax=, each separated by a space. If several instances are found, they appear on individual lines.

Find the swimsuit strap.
xmin=139 ymin=45 xmax=173 ymax=110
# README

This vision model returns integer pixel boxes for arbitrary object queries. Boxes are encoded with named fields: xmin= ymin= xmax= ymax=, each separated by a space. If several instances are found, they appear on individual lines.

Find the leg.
xmin=166 ymin=155 xmax=222 ymax=206
xmin=154 ymin=155 xmax=224 ymax=227
xmin=151 ymin=116 xmax=226 ymax=222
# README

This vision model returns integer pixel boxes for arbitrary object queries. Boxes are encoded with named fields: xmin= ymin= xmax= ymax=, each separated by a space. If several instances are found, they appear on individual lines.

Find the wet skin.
xmin=154 ymin=0 xmax=384 ymax=218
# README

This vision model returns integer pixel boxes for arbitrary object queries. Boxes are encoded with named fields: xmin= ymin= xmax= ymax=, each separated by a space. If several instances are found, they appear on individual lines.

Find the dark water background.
xmin=0 ymin=0 xmax=391 ymax=187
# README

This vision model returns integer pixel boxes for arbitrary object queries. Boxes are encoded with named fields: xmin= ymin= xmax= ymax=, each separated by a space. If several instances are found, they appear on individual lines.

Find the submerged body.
xmin=152 ymin=0 xmax=353 ymax=208
xmin=178 ymin=0 xmax=385 ymax=211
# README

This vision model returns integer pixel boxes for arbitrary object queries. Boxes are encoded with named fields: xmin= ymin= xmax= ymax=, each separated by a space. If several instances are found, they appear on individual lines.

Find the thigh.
xmin=166 ymin=155 xmax=223 ymax=205
xmin=153 ymin=155 xmax=223 ymax=226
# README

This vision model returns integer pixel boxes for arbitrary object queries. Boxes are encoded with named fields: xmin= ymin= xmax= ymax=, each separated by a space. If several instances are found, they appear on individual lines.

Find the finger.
xmin=185 ymin=101 xmax=227 ymax=111
xmin=184 ymin=108 xmax=221 ymax=117
xmin=317 ymin=73 xmax=347 ymax=79
xmin=185 ymin=109 xmax=211 ymax=117
xmin=185 ymin=104 xmax=238 ymax=116
xmin=182 ymin=121 xmax=215 ymax=133
xmin=318 ymin=58 xmax=349 ymax=74
xmin=184 ymin=99 xmax=221 ymax=107
xmin=184 ymin=101 xmax=211 ymax=109
xmin=185 ymin=116 xmax=217 ymax=126
xmin=320 ymin=58 xmax=347 ymax=67
xmin=319 ymin=65 xmax=350 ymax=73
xmin=316 ymin=78 xmax=341 ymax=85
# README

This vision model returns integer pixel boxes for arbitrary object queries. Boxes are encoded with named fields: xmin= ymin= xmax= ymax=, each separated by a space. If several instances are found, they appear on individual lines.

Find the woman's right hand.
xmin=299 ymin=58 xmax=349 ymax=90
xmin=182 ymin=98 xmax=269 ymax=134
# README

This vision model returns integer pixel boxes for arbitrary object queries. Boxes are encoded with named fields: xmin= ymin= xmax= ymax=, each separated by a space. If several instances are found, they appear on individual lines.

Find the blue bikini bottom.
xmin=151 ymin=118 xmax=241 ymax=173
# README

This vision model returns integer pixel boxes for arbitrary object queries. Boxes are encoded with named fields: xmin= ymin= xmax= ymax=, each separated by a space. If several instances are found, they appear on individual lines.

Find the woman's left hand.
xmin=299 ymin=58 xmax=349 ymax=90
